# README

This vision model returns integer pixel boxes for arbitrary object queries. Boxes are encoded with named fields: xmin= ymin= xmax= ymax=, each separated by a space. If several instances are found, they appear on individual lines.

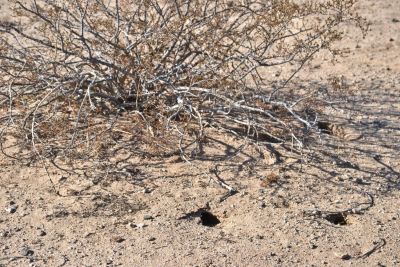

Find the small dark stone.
xmin=144 ymin=215 xmax=154 ymax=220
xmin=270 ymin=252 xmax=277 ymax=257
xmin=5 ymin=205 xmax=17 ymax=214
xmin=392 ymin=18 xmax=400 ymax=23
xmin=354 ymin=178 xmax=370 ymax=185
xmin=390 ymin=38 xmax=394 ymax=42
xmin=38 ymin=230 xmax=47 ymax=237
xmin=341 ymin=254 xmax=352 ymax=260
xmin=148 ymin=237 xmax=156 ymax=241
xmin=112 ymin=236 xmax=125 ymax=243
xmin=143 ymin=188 xmax=152 ymax=194
xmin=20 ymin=247 xmax=34 ymax=257
xmin=0 ymin=231 xmax=10 ymax=237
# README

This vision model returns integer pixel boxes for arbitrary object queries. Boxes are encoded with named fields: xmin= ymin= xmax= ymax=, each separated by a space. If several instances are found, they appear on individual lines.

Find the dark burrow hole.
xmin=317 ymin=121 xmax=333 ymax=134
xmin=200 ymin=211 xmax=221 ymax=227
xmin=179 ymin=209 xmax=221 ymax=227
xmin=324 ymin=212 xmax=347 ymax=225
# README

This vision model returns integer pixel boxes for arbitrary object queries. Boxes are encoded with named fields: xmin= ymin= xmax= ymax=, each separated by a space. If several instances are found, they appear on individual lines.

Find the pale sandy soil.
xmin=0 ymin=1 xmax=399 ymax=266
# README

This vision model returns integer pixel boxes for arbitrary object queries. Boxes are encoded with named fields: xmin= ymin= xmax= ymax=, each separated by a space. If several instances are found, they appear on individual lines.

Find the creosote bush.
xmin=0 ymin=0 xmax=366 ymax=165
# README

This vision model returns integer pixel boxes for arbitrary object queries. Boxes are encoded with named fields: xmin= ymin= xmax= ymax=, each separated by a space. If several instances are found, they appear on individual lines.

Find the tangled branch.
xmin=0 ymin=0 xmax=366 ymax=166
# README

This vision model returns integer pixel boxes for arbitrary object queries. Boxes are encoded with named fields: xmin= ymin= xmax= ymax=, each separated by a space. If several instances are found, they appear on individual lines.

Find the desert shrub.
xmin=0 ymin=0 xmax=366 ymax=164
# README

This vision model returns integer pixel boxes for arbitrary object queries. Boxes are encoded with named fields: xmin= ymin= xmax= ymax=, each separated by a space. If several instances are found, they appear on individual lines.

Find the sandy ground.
xmin=1 ymin=0 xmax=400 ymax=266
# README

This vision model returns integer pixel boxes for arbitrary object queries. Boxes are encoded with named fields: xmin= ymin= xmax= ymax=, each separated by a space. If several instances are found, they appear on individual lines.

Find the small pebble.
xmin=128 ymin=222 xmax=146 ymax=229
xmin=0 ymin=231 xmax=10 ymax=238
xmin=37 ymin=230 xmax=46 ymax=237
xmin=144 ymin=215 xmax=153 ymax=220
xmin=148 ymin=237 xmax=156 ymax=241
xmin=143 ymin=188 xmax=152 ymax=194
xmin=5 ymin=204 xmax=17 ymax=214
xmin=20 ymin=246 xmax=34 ymax=257
xmin=112 ymin=236 xmax=125 ymax=243
xmin=83 ymin=232 xmax=94 ymax=238
xmin=341 ymin=254 xmax=352 ymax=260
xmin=355 ymin=178 xmax=363 ymax=184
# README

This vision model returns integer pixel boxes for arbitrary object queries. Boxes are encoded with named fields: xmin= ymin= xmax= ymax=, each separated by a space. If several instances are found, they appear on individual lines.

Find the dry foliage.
xmin=0 ymin=0 xmax=366 ymax=167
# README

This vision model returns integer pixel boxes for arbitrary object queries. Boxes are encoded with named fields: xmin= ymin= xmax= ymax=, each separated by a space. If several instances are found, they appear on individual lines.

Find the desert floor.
xmin=0 ymin=0 xmax=399 ymax=266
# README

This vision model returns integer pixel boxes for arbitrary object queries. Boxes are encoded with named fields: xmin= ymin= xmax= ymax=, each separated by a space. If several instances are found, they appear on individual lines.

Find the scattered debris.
xmin=261 ymin=172 xmax=281 ymax=187
xmin=354 ymin=239 xmax=386 ymax=259
xmin=303 ymin=192 xmax=374 ymax=225
xmin=317 ymin=121 xmax=362 ymax=141
xmin=355 ymin=178 xmax=371 ymax=185
xmin=209 ymin=166 xmax=238 ymax=202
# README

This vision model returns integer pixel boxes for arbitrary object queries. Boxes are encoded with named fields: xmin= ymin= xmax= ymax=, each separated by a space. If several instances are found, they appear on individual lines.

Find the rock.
xmin=143 ymin=215 xmax=154 ymax=220
xmin=393 ymin=18 xmax=400 ymax=23
xmin=148 ymin=237 xmax=156 ymax=242
xmin=128 ymin=222 xmax=146 ymax=229
xmin=0 ymin=231 xmax=10 ymax=238
xmin=341 ymin=254 xmax=351 ymax=261
xmin=142 ymin=188 xmax=153 ymax=194
xmin=354 ymin=178 xmax=368 ymax=185
xmin=111 ymin=236 xmax=125 ymax=243
xmin=20 ymin=246 xmax=34 ymax=256
xmin=339 ymin=254 xmax=351 ymax=260
xmin=37 ymin=230 xmax=46 ymax=237
xmin=83 ymin=232 xmax=94 ymax=238
xmin=259 ymin=202 xmax=266 ymax=209
xmin=5 ymin=202 xmax=17 ymax=214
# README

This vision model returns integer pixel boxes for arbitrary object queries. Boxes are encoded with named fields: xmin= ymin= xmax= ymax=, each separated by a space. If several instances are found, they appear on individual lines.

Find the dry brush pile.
xmin=0 ymin=0 xmax=366 ymax=170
